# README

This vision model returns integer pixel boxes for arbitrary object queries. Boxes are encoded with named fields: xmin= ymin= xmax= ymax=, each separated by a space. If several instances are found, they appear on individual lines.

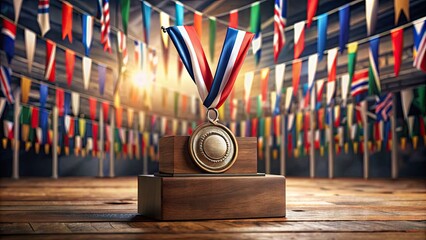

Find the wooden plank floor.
xmin=0 ymin=177 xmax=425 ymax=239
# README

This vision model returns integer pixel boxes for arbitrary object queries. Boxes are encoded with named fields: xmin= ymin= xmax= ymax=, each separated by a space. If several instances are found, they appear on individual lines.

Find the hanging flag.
xmin=121 ymin=0 xmax=130 ymax=34
xmin=194 ymin=11 xmax=203 ymax=38
xmin=347 ymin=42 xmax=358 ymax=81
xmin=209 ymin=17 xmax=217 ymax=62
xmin=82 ymin=56 xmax=92 ymax=90
xmin=412 ymin=86 xmax=426 ymax=115
xmin=326 ymin=81 xmax=335 ymax=106
xmin=117 ymin=31 xmax=128 ymax=67
xmin=306 ymin=0 xmax=318 ymax=28
xmin=37 ymin=0 xmax=50 ymax=36
xmin=391 ymin=28 xmax=403 ymax=76
xmin=71 ymin=92 xmax=79 ymax=116
xmin=14 ymin=0 xmax=23 ymax=23
xmin=283 ymin=87 xmax=293 ymax=114
xmin=1 ymin=19 xmax=16 ymax=64
xmin=141 ymin=1 xmax=151 ymax=45
xmin=260 ymin=68 xmax=270 ymax=104
xmin=89 ymin=97 xmax=96 ymax=120
xmin=244 ymin=72 xmax=254 ymax=114
xmin=316 ymin=79 xmax=325 ymax=106
xmin=127 ymin=108 xmax=134 ymax=127
xmin=39 ymin=84 xmax=47 ymax=108
xmin=102 ymin=101 xmax=109 ymax=123
xmin=368 ymin=36 xmax=381 ymax=96
xmin=274 ymin=63 xmax=285 ymax=114
xmin=317 ymin=13 xmax=327 ymax=61
xmin=62 ymin=2 xmax=73 ymax=42
xmin=308 ymin=54 xmax=317 ymax=97
xmin=65 ymin=49 xmax=74 ymax=86
xmin=20 ymin=77 xmax=31 ymax=104
xmin=98 ymin=64 xmax=106 ymax=95
xmin=401 ymin=89 xmax=413 ymax=120
xmin=294 ymin=21 xmax=305 ymax=59
xmin=250 ymin=2 xmax=262 ymax=65
xmin=24 ymin=29 xmax=36 ymax=73
xmin=256 ymin=95 xmax=262 ymax=117
xmin=229 ymin=9 xmax=238 ymax=28
xmin=116 ymin=107 xmax=123 ymax=129
xmin=45 ymin=40 xmax=56 ymax=82
xmin=394 ymin=0 xmax=410 ymax=24
xmin=64 ymin=91 xmax=71 ymax=116
xmin=134 ymin=40 xmax=143 ymax=69
xmin=56 ymin=88 xmax=64 ymax=117
xmin=292 ymin=59 xmax=302 ymax=96
xmin=160 ymin=11 xmax=170 ymax=75
xmin=101 ymin=0 xmax=111 ymax=52
xmin=0 ymin=66 xmax=14 ymax=104
xmin=327 ymin=47 xmax=338 ymax=82
xmin=82 ymin=14 xmax=94 ymax=56
xmin=341 ymin=74 xmax=350 ymax=106
xmin=0 ymin=98 xmax=5 ymax=119
xmin=274 ymin=0 xmax=287 ymax=63
xmin=375 ymin=93 xmax=393 ymax=122
xmin=337 ymin=4 xmax=350 ymax=52
xmin=365 ymin=0 xmax=378 ymax=36
xmin=413 ymin=18 xmax=426 ymax=72
xmin=351 ymin=69 xmax=369 ymax=98
xmin=175 ymin=1 xmax=184 ymax=25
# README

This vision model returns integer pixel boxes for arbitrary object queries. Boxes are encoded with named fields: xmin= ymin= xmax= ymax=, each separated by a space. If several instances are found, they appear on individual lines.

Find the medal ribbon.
xmin=166 ymin=26 xmax=253 ymax=109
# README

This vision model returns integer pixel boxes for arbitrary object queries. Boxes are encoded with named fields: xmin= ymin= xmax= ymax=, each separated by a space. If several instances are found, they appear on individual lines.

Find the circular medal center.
xmin=203 ymin=134 xmax=227 ymax=160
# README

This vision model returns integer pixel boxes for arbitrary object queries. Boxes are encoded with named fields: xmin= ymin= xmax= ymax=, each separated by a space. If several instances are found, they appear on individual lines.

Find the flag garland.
xmin=62 ymin=1 xmax=73 ymax=42
xmin=37 ymin=0 xmax=50 ymax=36
xmin=273 ymin=0 xmax=286 ymax=63
xmin=368 ymin=36 xmax=381 ymax=96
xmin=1 ymin=19 xmax=17 ymax=64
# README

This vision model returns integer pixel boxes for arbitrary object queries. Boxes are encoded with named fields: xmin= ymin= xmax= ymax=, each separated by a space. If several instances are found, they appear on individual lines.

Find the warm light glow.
xmin=132 ymin=70 xmax=151 ymax=89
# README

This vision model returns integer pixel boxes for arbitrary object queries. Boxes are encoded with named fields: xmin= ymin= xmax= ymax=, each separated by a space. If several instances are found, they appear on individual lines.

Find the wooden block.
xmin=159 ymin=136 xmax=257 ymax=174
xmin=138 ymin=174 xmax=286 ymax=220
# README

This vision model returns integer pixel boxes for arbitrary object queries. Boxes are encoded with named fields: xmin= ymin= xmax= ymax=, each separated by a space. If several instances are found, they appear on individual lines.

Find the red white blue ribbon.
xmin=166 ymin=26 xmax=253 ymax=109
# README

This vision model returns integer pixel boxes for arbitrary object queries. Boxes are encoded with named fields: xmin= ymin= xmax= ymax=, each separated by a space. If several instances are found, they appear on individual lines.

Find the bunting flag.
xmin=394 ymin=0 xmax=410 ymax=24
xmin=193 ymin=11 xmax=203 ymax=38
xmin=244 ymin=72 xmax=254 ymax=114
xmin=141 ymin=1 xmax=151 ymax=45
xmin=138 ymin=111 xmax=145 ymax=131
xmin=39 ymin=84 xmax=47 ymax=108
xmin=292 ymin=59 xmax=302 ymax=96
xmin=64 ymin=91 xmax=71 ymax=116
xmin=14 ymin=0 xmax=23 ymax=22
xmin=71 ymin=92 xmax=79 ymax=116
xmin=101 ymin=101 xmax=109 ymax=123
xmin=401 ymin=89 xmax=413 ymax=120
xmin=56 ymin=88 xmax=64 ymax=117
xmin=229 ymin=9 xmax=238 ymax=28
xmin=391 ymin=28 xmax=403 ymax=76
xmin=365 ymin=0 xmax=378 ymax=36
xmin=1 ymin=19 xmax=16 ymax=64
xmin=306 ymin=0 xmax=318 ymax=28
xmin=274 ymin=63 xmax=285 ymax=114
xmin=317 ymin=108 xmax=325 ymax=129
xmin=62 ymin=2 xmax=72 ymax=42
xmin=37 ymin=0 xmax=50 ymax=36
xmin=209 ymin=17 xmax=217 ymax=62
xmin=274 ymin=0 xmax=286 ymax=63
xmin=89 ymin=97 xmax=96 ymax=120
xmin=24 ymin=29 xmax=36 ymax=73
xmin=65 ymin=49 xmax=75 ymax=86
xmin=284 ymin=87 xmax=293 ymax=113
xmin=160 ymin=11 xmax=170 ymax=75
xmin=98 ymin=65 xmax=106 ymax=95
xmin=0 ymin=98 xmax=5 ymax=119
xmin=413 ymin=86 xmax=426 ymax=115
xmin=101 ymin=0 xmax=111 ymax=52
xmin=256 ymin=95 xmax=262 ymax=117
xmin=375 ymin=92 xmax=393 ymax=122
xmin=0 ymin=66 xmax=14 ymax=104
xmin=20 ymin=77 xmax=31 ymax=104
xmin=317 ymin=13 xmax=327 ymax=61
xmin=368 ymin=37 xmax=381 ymax=96
xmin=347 ymin=42 xmax=358 ymax=81
xmin=134 ymin=40 xmax=143 ymax=69
xmin=82 ymin=14 xmax=94 ymax=56
xmin=340 ymin=74 xmax=350 ymax=106
xmin=294 ymin=21 xmax=305 ymax=59
xmin=315 ymin=79 xmax=325 ymax=106
xmin=307 ymin=55 xmax=317 ymax=107
xmin=326 ymin=81 xmax=335 ymax=106
xmin=413 ymin=18 xmax=426 ymax=72
xmin=339 ymin=4 xmax=350 ymax=53
xmin=166 ymin=26 xmax=253 ymax=109
xmin=117 ymin=31 xmax=128 ymax=67
xmin=327 ymin=48 xmax=338 ymax=82
xmin=127 ymin=108 xmax=134 ymax=127
xmin=121 ymin=0 xmax=130 ymax=34
xmin=115 ymin=107 xmax=122 ymax=129
xmin=351 ymin=69 xmax=369 ymax=98
xmin=45 ymin=40 xmax=56 ymax=82
xmin=250 ymin=2 xmax=262 ymax=65
xmin=82 ymin=56 xmax=92 ymax=90
xmin=260 ymin=68 xmax=270 ymax=104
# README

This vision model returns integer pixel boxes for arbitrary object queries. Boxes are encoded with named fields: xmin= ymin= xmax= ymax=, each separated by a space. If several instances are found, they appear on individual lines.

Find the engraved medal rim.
xmin=188 ymin=122 xmax=238 ymax=173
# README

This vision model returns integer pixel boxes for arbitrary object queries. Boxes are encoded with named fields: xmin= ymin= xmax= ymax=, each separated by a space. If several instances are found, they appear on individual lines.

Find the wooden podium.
xmin=138 ymin=136 xmax=286 ymax=220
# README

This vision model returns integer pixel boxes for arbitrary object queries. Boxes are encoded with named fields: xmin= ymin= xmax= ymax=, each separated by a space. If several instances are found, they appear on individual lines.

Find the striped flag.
xmin=274 ymin=0 xmax=286 ymax=63
xmin=82 ymin=14 xmax=94 ymax=56
xmin=413 ymin=18 xmax=426 ymax=72
xmin=0 ymin=66 xmax=14 ymax=104
xmin=327 ymin=48 xmax=338 ymax=82
xmin=45 ymin=40 xmax=56 ymax=82
xmin=1 ymin=19 xmax=16 ymax=64
xmin=101 ymin=0 xmax=111 ymax=52
xmin=37 ymin=0 xmax=50 ymax=36
xmin=351 ymin=69 xmax=369 ymax=98
xmin=294 ymin=21 xmax=305 ymax=59
xmin=368 ymin=36 xmax=381 ymax=96
xmin=375 ymin=92 xmax=393 ymax=122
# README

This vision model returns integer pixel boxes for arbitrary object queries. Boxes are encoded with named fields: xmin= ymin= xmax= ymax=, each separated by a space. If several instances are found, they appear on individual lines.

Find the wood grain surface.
xmin=0 ymin=177 xmax=425 ymax=239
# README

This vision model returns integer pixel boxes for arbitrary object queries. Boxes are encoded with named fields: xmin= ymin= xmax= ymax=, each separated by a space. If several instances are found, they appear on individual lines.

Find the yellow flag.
xmin=21 ymin=77 xmax=31 ymax=104
xmin=394 ymin=0 xmax=409 ymax=24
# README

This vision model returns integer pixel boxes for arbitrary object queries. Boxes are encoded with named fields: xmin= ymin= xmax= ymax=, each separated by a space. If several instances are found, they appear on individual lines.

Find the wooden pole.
xmin=362 ymin=100 xmax=369 ymax=179
xmin=280 ymin=114 xmax=286 ymax=176
xmin=309 ymin=109 xmax=315 ymax=178
xmin=109 ymin=109 xmax=115 ymax=177
xmin=12 ymin=90 xmax=20 ymax=179
xmin=52 ymin=106 xmax=58 ymax=179
xmin=328 ymin=107 xmax=334 ymax=179
xmin=391 ymin=95 xmax=398 ymax=179
xmin=98 ymin=108 xmax=104 ymax=177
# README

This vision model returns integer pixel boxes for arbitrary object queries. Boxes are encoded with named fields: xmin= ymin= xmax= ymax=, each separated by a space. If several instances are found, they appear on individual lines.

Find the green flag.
xmin=209 ymin=17 xmax=216 ymax=62
xmin=121 ymin=0 xmax=130 ymax=34
xmin=413 ymin=86 xmax=426 ymax=115
xmin=347 ymin=42 xmax=358 ymax=82
xmin=20 ymin=106 xmax=31 ymax=124
xmin=256 ymin=95 xmax=262 ymax=117
xmin=250 ymin=2 xmax=261 ymax=65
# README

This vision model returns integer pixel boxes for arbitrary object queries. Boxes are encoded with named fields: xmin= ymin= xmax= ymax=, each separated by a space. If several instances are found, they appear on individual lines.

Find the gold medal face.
xmin=189 ymin=121 xmax=238 ymax=173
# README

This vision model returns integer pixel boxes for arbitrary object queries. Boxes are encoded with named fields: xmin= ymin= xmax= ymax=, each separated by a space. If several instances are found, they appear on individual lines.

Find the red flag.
xmin=89 ymin=97 xmax=96 ymax=120
xmin=56 ymin=88 xmax=64 ymax=116
xmin=116 ymin=107 xmax=122 ymax=128
xmin=229 ymin=10 xmax=238 ymax=28
xmin=31 ymin=107 xmax=39 ymax=129
xmin=92 ymin=122 xmax=98 ymax=153
xmin=327 ymin=48 xmax=338 ymax=82
xmin=194 ymin=11 xmax=202 ymax=38
xmin=391 ymin=28 xmax=403 ymax=77
xmin=318 ymin=108 xmax=325 ymax=129
xmin=45 ymin=40 xmax=56 ymax=82
xmin=102 ymin=101 xmax=109 ymax=123
xmin=287 ymin=133 xmax=292 ymax=156
xmin=65 ymin=49 xmax=75 ymax=86
xmin=292 ymin=59 xmax=302 ymax=96
xmin=62 ymin=2 xmax=73 ymax=42
xmin=251 ymin=118 xmax=258 ymax=137
xmin=307 ymin=0 xmax=318 ymax=28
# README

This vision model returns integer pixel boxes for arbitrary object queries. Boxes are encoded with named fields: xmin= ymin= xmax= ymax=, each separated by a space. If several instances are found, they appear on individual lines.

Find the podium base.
xmin=138 ymin=174 xmax=286 ymax=220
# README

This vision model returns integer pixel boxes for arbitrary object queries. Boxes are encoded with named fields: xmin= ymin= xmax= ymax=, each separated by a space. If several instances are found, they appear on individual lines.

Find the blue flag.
xmin=40 ymin=108 xmax=48 ymax=144
xmin=82 ymin=14 xmax=94 ymax=56
xmin=339 ymin=4 xmax=350 ymax=53
xmin=317 ymin=13 xmax=327 ymax=61
xmin=2 ymin=19 xmax=17 ymax=64
xmin=141 ymin=1 xmax=151 ymax=45
xmin=39 ymin=84 xmax=48 ymax=109
xmin=98 ymin=65 xmax=106 ymax=95
xmin=175 ymin=2 xmax=184 ymax=26
xmin=64 ymin=91 xmax=71 ymax=116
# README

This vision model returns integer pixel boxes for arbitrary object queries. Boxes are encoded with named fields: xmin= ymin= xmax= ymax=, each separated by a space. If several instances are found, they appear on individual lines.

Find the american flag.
xmin=100 ymin=0 xmax=111 ymax=52
xmin=375 ymin=92 xmax=393 ymax=122
xmin=273 ymin=0 xmax=286 ymax=63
